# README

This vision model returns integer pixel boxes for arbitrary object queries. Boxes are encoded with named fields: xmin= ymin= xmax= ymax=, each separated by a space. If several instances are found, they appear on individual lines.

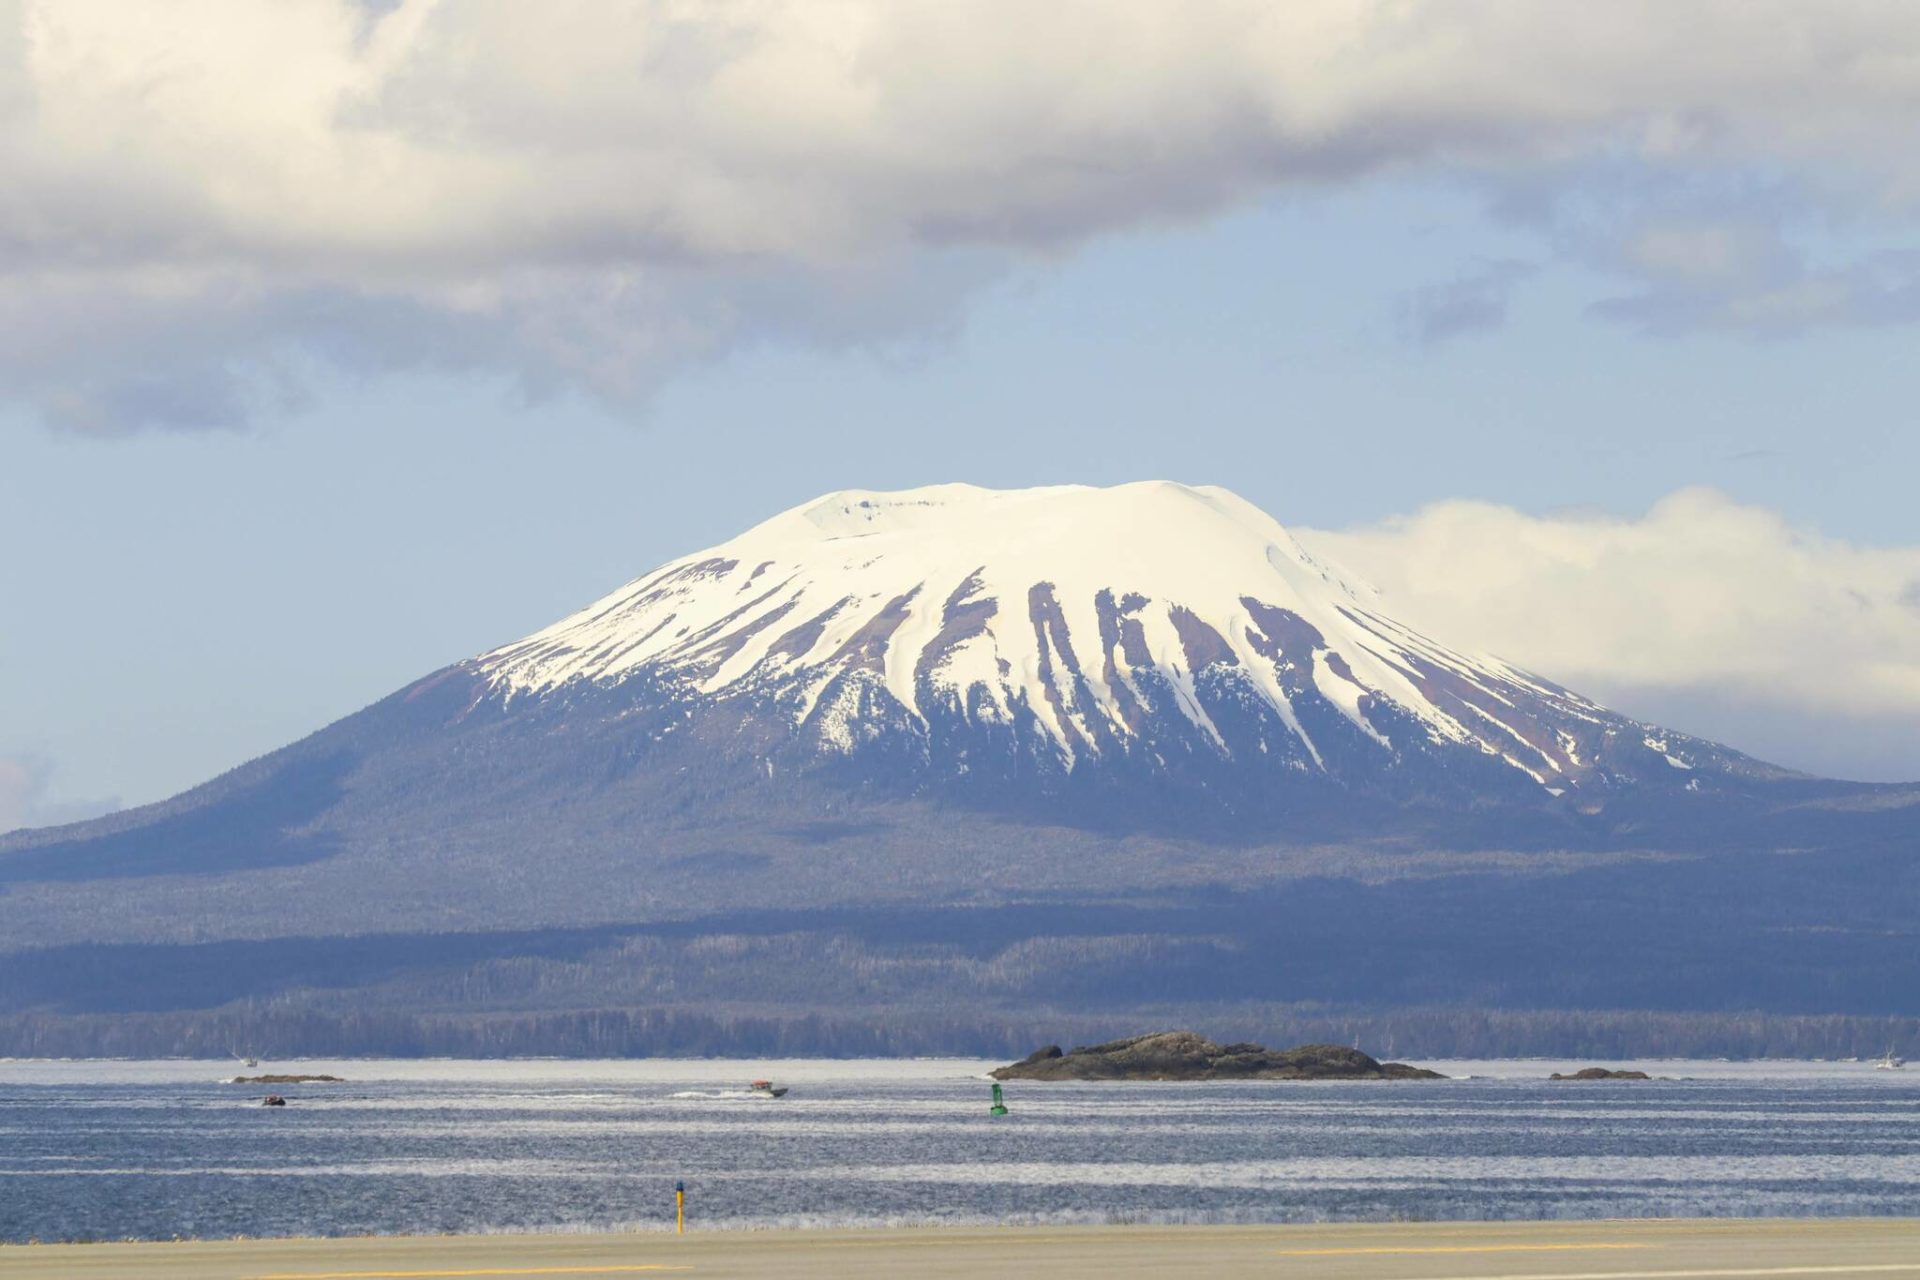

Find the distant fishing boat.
xmin=749 ymin=1079 xmax=788 ymax=1098
xmin=1875 ymin=1047 xmax=1905 ymax=1070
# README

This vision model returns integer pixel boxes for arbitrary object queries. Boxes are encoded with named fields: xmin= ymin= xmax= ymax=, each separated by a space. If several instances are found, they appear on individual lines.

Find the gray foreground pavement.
xmin=4 ymin=1217 xmax=1920 ymax=1279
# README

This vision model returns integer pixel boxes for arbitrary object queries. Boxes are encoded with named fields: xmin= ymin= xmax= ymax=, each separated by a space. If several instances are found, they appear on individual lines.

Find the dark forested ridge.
xmin=4 ymin=849 xmax=1919 ymax=1058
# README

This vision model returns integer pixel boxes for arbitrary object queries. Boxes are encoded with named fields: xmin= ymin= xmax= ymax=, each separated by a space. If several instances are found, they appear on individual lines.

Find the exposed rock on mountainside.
xmin=991 ymin=1032 xmax=1445 ymax=1080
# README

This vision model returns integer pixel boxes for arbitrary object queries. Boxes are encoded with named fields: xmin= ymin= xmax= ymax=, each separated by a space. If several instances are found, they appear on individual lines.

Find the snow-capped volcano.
xmin=479 ymin=481 xmax=1749 ymax=796
xmin=9 ymin=480 xmax=1912 ymax=1058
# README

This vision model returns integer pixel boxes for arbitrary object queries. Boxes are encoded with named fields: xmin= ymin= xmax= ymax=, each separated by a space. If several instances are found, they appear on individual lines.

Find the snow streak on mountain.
xmin=479 ymin=482 xmax=1749 ymax=795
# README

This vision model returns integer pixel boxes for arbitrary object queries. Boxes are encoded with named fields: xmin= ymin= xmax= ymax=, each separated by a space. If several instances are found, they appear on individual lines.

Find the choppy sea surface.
xmin=2 ymin=1057 xmax=1917 ymax=1242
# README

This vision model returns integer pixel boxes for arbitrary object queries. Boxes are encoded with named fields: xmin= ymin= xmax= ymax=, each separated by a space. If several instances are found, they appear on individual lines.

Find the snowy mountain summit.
xmin=479 ymin=482 xmax=1754 ymax=801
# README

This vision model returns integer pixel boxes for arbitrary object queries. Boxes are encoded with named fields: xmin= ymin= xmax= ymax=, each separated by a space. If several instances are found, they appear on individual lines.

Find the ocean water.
xmin=1 ymin=1057 xmax=1917 ymax=1243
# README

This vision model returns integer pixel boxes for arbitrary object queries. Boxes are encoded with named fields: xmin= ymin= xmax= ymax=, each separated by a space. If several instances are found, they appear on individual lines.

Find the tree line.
xmin=2 ymin=1003 xmax=1914 ymax=1061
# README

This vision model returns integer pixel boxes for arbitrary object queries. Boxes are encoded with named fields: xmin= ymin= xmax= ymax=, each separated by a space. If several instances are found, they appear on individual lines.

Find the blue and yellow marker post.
xmin=675 ymin=1180 xmax=686 ymax=1234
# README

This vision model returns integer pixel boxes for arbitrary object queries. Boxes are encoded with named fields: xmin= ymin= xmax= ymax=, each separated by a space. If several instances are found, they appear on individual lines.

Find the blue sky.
xmin=4 ymin=3 xmax=1920 ymax=825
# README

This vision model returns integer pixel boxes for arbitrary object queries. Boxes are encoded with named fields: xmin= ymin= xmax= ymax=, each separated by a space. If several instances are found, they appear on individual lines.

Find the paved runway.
xmin=5 ymin=1218 xmax=1919 ymax=1279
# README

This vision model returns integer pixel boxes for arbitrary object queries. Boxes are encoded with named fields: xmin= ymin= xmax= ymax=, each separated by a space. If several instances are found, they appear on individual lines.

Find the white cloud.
xmin=1299 ymin=489 xmax=1920 ymax=781
xmin=0 ymin=753 xmax=119 ymax=834
xmin=8 ymin=1 xmax=1920 ymax=428
xmin=0 ymin=758 xmax=30 ymax=833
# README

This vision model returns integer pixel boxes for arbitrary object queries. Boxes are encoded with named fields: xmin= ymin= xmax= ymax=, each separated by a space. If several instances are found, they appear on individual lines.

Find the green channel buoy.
xmin=990 ymin=1082 xmax=1008 ymax=1116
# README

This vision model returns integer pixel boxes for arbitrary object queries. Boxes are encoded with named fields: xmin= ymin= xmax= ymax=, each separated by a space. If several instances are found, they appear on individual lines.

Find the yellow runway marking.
xmin=1407 ymin=1267 xmax=1920 ymax=1280
xmin=251 ymin=1266 xmax=691 ymax=1279
xmin=1278 ymin=1243 xmax=1653 ymax=1256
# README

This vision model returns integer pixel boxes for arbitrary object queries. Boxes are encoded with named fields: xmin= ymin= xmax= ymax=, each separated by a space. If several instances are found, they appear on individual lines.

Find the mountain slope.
xmin=1 ymin=481 xmax=1914 ymax=1055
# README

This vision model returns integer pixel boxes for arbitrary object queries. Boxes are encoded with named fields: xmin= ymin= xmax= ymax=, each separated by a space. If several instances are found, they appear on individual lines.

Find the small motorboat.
xmin=261 ymin=1095 xmax=287 ymax=1107
xmin=748 ymin=1080 xmax=788 ymax=1098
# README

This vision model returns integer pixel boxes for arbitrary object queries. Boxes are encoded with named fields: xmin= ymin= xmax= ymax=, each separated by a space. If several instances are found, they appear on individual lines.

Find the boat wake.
xmin=667 ymin=1089 xmax=784 ymax=1100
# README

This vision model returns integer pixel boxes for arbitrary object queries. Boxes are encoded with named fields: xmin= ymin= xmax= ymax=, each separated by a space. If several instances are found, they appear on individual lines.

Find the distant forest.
xmin=3 ymin=1003 xmax=1915 ymax=1062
